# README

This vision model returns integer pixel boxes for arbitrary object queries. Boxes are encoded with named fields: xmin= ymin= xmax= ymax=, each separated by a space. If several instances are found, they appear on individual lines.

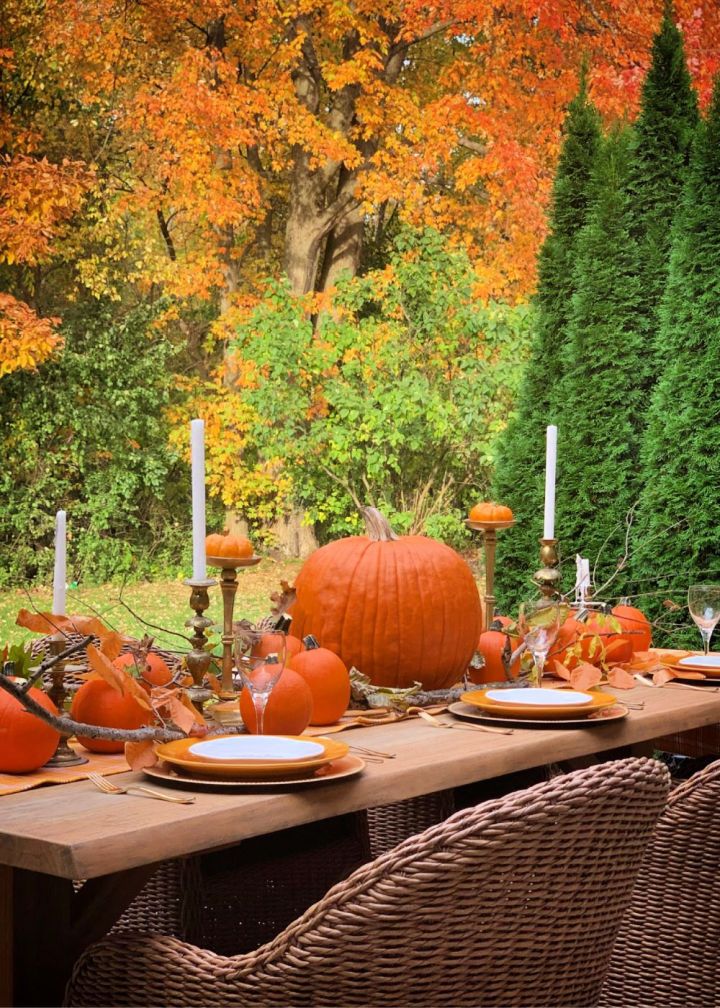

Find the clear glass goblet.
xmin=233 ymin=627 xmax=287 ymax=735
xmin=518 ymin=599 xmax=566 ymax=686
xmin=688 ymin=585 xmax=720 ymax=656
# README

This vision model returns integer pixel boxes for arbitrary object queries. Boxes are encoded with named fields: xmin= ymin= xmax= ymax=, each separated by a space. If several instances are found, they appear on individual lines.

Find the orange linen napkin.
xmin=0 ymin=741 xmax=130 ymax=797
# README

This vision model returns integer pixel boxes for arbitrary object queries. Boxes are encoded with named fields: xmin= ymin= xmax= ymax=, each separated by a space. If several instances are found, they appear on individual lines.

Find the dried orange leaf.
xmin=206 ymin=671 xmax=222 ymax=693
xmin=98 ymin=630 xmax=123 ymax=661
xmin=177 ymin=689 xmax=206 ymax=725
xmin=606 ymin=667 xmax=636 ymax=690
xmin=653 ymin=667 xmax=676 ymax=686
xmin=86 ymin=643 xmax=124 ymax=692
xmin=163 ymin=694 xmax=198 ymax=734
xmin=569 ymin=663 xmax=603 ymax=692
xmin=124 ymin=739 xmax=158 ymax=771
xmin=16 ymin=609 xmax=58 ymax=633
xmin=551 ymin=659 xmax=573 ymax=681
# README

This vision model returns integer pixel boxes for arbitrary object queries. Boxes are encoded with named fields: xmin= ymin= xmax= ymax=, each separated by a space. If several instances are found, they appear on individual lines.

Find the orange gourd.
xmin=289 ymin=508 xmax=482 ymax=689
xmin=611 ymin=604 xmax=652 ymax=652
xmin=205 ymin=531 xmax=253 ymax=559
xmin=289 ymin=635 xmax=350 ymax=725
xmin=239 ymin=667 xmax=313 ymax=735
xmin=0 ymin=686 xmax=60 ymax=773
xmin=468 ymin=502 xmax=513 ymax=523
xmin=71 ymin=679 xmax=153 ymax=754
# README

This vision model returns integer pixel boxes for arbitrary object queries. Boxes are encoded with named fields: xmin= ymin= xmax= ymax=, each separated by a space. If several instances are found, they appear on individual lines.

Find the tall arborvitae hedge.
xmin=632 ymin=77 xmax=720 ymax=645
xmin=492 ymin=78 xmax=601 ymax=612
xmin=554 ymin=128 xmax=639 ymax=578
xmin=620 ymin=8 xmax=698 ymax=399
xmin=552 ymin=10 xmax=697 ymax=597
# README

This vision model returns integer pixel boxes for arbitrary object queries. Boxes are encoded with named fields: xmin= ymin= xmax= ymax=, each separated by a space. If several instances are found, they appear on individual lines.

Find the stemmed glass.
xmin=233 ymin=627 xmax=287 ymax=735
xmin=687 ymin=585 xmax=720 ymax=656
xmin=518 ymin=599 xmax=567 ymax=687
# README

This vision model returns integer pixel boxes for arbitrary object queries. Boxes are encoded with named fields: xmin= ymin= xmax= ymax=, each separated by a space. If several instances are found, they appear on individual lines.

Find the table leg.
xmin=8 ymin=863 xmax=157 ymax=1008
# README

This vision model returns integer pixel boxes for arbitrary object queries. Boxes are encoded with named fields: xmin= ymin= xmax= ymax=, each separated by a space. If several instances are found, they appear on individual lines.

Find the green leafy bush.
xmin=0 ymin=301 xmax=196 ymax=586
xmin=229 ymin=229 xmax=532 ymax=543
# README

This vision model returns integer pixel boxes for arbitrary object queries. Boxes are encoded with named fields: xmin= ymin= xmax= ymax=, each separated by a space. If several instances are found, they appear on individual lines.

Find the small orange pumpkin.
xmin=239 ymin=667 xmax=313 ymax=735
xmin=611 ymin=604 xmax=652 ymax=653
xmin=205 ymin=531 xmax=253 ymax=559
xmin=71 ymin=679 xmax=153 ymax=754
xmin=468 ymin=502 xmax=513 ymax=523
xmin=252 ymin=633 xmax=304 ymax=661
xmin=0 ymin=686 xmax=60 ymax=773
xmin=289 ymin=636 xmax=351 ymax=725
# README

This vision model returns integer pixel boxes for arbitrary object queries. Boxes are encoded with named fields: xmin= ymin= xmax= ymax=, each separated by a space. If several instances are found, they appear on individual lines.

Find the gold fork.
xmin=87 ymin=771 xmax=196 ymax=804
xmin=407 ymin=707 xmax=514 ymax=736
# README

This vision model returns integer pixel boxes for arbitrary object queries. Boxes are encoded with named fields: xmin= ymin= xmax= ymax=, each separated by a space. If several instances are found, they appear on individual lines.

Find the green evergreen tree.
xmin=555 ymin=127 xmax=639 ymax=578
xmin=632 ymin=77 xmax=720 ymax=646
xmin=627 ymin=5 xmax=698 ymax=339
xmin=492 ymin=75 xmax=601 ymax=612
xmin=554 ymin=9 xmax=697 ymax=598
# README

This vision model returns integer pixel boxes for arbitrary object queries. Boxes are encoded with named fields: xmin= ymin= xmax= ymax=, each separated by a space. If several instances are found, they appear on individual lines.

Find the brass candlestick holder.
xmin=44 ymin=632 xmax=88 ymax=767
xmin=466 ymin=519 xmax=516 ymax=631
xmin=534 ymin=538 xmax=562 ymax=599
xmin=184 ymin=577 xmax=217 ymax=713
xmin=205 ymin=555 xmax=261 ymax=696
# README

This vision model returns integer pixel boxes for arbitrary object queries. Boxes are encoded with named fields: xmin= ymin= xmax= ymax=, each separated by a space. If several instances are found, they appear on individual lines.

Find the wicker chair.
xmin=600 ymin=757 xmax=720 ymax=1008
xmin=66 ymin=757 xmax=669 ymax=1008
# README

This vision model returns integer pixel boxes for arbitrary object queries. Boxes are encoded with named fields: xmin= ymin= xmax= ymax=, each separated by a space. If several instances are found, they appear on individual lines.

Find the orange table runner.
xmin=0 ymin=742 xmax=129 ymax=797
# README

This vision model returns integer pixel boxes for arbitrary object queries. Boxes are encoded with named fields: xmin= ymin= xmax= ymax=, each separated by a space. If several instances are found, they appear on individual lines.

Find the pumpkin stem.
xmin=360 ymin=507 xmax=399 ymax=542
xmin=302 ymin=635 xmax=320 ymax=650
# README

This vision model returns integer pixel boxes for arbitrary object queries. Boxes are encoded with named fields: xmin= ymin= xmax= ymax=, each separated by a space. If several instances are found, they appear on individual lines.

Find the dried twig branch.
xmin=0 ymin=674 xmax=184 ymax=743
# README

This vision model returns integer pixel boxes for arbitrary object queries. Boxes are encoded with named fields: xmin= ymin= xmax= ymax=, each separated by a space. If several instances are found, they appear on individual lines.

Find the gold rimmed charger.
xmin=155 ymin=735 xmax=349 ymax=780
xmin=449 ymin=701 xmax=629 ymax=730
xmin=144 ymin=755 xmax=365 ymax=790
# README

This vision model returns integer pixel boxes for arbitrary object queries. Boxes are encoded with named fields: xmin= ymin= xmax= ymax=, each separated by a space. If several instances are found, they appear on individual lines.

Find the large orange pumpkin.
xmin=611 ymin=604 xmax=652 ymax=652
xmin=289 ymin=508 xmax=482 ymax=689
xmin=0 ymin=686 xmax=60 ymax=773
xmin=71 ymin=679 xmax=154 ymax=754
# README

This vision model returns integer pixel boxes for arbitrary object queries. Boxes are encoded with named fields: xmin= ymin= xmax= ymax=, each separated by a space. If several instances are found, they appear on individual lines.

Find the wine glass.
xmin=518 ymin=599 xmax=566 ymax=687
xmin=687 ymin=585 xmax=720 ymax=656
xmin=233 ymin=627 xmax=287 ymax=735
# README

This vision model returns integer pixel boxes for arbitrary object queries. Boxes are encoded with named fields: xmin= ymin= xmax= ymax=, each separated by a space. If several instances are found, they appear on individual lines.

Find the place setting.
xmin=660 ymin=584 xmax=720 ymax=686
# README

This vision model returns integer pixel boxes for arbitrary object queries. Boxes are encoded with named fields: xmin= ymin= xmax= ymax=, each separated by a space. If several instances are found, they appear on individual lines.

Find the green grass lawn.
xmin=0 ymin=557 xmax=304 ymax=654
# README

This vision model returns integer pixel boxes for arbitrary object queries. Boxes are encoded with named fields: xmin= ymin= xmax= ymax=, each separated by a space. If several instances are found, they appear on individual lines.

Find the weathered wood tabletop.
xmin=1 ymin=681 xmax=719 ymax=1007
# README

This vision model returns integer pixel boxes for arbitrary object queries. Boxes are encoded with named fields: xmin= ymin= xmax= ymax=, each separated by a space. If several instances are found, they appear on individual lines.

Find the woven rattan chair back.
xmin=66 ymin=757 xmax=668 ymax=1008
xmin=600 ymin=757 xmax=720 ymax=1008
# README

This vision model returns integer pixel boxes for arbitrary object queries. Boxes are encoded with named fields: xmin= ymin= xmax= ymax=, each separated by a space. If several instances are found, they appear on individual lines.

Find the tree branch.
xmin=0 ymin=674 xmax=184 ymax=743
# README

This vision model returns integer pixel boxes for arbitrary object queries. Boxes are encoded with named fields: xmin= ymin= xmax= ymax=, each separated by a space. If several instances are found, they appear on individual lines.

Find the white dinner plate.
xmin=484 ymin=688 xmax=593 ymax=707
xmin=676 ymin=654 xmax=720 ymax=671
xmin=188 ymin=736 xmax=325 ymax=762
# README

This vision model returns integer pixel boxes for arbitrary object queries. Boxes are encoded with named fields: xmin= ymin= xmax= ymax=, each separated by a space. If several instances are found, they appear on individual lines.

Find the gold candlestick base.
xmin=534 ymin=538 xmax=561 ymax=599
xmin=465 ymin=519 xmax=516 ymax=633
xmin=184 ymin=577 xmax=217 ymax=714
xmin=44 ymin=633 xmax=88 ymax=767
xmin=206 ymin=555 xmax=262 ymax=696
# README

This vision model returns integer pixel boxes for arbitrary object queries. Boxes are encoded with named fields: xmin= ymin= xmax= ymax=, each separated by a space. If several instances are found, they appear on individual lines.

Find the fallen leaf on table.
xmin=569 ymin=663 xmax=603 ymax=692
xmin=606 ymin=667 xmax=637 ymax=690
xmin=125 ymin=739 xmax=157 ymax=770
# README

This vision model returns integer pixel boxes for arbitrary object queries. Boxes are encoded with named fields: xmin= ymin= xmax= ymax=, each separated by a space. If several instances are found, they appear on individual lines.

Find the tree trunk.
xmin=317 ymin=201 xmax=365 ymax=292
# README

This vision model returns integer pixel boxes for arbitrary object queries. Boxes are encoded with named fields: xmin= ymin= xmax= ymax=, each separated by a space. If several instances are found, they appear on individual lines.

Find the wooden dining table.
xmin=2 ymin=681 xmax=719 ymax=1008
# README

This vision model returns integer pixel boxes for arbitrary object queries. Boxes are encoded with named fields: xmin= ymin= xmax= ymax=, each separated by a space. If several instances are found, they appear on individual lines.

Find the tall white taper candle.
xmin=52 ymin=510 xmax=67 ymax=615
xmin=543 ymin=425 xmax=557 ymax=540
xmin=190 ymin=419 xmax=207 ymax=581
